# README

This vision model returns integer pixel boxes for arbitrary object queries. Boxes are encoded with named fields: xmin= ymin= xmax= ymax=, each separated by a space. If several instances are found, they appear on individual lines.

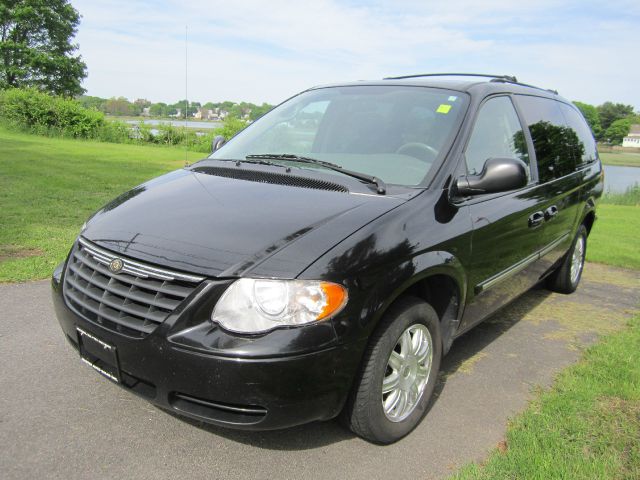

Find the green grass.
xmin=599 ymin=151 xmax=640 ymax=167
xmin=587 ymin=188 xmax=640 ymax=269
xmin=451 ymin=315 xmax=640 ymax=480
xmin=0 ymin=127 xmax=204 ymax=282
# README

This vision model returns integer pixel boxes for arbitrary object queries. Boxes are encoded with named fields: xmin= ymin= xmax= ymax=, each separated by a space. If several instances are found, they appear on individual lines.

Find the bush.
xmin=0 ymin=88 xmax=105 ymax=137
xmin=0 ymin=87 xmax=249 ymax=152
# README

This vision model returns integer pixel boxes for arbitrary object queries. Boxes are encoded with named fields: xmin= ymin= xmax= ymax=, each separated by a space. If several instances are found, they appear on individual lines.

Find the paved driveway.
xmin=1 ymin=263 xmax=638 ymax=480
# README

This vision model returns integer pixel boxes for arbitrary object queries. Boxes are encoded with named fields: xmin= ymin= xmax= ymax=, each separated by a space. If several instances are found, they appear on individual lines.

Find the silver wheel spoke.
xmin=388 ymin=350 xmax=403 ymax=371
xmin=416 ymin=363 xmax=429 ymax=382
xmin=382 ymin=371 xmax=400 ymax=393
xmin=395 ymin=390 xmax=408 ymax=415
xmin=415 ymin=339 xmax=430 ymax=363
xmin=409 ymin=381 xmax=420 ymax=403
xmin=400 ymin=330 xmax=412 ymax=357
xmin=384 ymin=389 xmax=401 ymax=412
xmin=411 ymin=328 xmax=422 ymax=356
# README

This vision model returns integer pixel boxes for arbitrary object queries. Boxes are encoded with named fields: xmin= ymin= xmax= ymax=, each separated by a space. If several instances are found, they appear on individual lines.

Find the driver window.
xmin=465 ymin=96 xmax=530 ymax=179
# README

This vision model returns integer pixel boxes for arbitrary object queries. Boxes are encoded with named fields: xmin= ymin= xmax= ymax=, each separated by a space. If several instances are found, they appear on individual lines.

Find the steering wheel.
xmin=395 ymin=142 xmax=438 ymax=162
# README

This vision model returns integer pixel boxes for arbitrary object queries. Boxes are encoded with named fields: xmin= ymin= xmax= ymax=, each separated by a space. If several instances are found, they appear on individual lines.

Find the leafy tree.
xmin=131 ymin=98 xmax=150 ymax=115
xmin=104 ymin=96 xmax=133 ymax=116
xmin=0 ymin=0 xmax=87 ymax=96
xmin=596 ymin=102 xmax=635 ymax=133
xmin=149 ymin=102 xmax=168 ymax=117
xmin=604 ymin=118 xmax=632 ymax=145
xmin=573 ymin=101 xmax=601 ymax=138
xmin=77 ymin=95 xmax=106 ymax=112
xmin=214 ymin=115 xmax=246 ymax=139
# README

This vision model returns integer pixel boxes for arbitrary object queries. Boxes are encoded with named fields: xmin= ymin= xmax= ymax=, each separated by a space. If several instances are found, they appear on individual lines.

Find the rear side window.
xmin=557 ymin=103 xmax=598 ymax=167
xmin=516 ymin=95 xmax=578 ymax=182
xmin=465 ymin=96 xmax=530 ymax=179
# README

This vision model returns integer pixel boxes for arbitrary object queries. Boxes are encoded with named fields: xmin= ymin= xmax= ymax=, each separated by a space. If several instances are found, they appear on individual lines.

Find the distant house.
xmin=141 ymin=107 xmax=151 ymax=117
xmin=622 ymin=124 xmax=640 ymax=148
xmin=194 ymin=108 xmax=226 ymax=121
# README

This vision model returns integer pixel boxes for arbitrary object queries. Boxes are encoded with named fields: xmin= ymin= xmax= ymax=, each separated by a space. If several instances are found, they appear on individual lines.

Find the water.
xmin=125 ymin=119 xmax=221 ymax=129
xmin=603 ymin=165 xmax=640 ymax=193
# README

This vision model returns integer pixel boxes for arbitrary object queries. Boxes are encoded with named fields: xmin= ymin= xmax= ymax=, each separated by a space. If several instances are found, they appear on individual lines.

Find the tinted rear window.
xmin=515 ymin=95 xmax=579 ymax=182
xmin=557 ymin=103 xmax=598 ymax=167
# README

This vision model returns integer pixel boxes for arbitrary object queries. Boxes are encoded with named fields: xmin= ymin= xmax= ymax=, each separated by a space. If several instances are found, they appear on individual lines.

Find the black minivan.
xmin=52 ymin=73 xmax=603 ymax=444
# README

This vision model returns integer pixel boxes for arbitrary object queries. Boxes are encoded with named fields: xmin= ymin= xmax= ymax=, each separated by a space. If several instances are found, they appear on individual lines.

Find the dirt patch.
xmin=582 ymin=262 xmax=640 ymax=290
xmin=0 ymin=245 xmax=44 ymax=262
xmin=485 ymin=263 xmax=640 ymax=346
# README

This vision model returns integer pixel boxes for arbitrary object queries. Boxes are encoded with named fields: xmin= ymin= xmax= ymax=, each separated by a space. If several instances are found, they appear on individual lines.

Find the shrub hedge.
xmin=0 ymin=88 xmax=246 ymax=153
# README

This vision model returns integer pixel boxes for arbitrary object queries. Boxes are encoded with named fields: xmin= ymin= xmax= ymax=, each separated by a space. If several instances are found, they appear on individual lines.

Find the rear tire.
xmin=343 ymin=296 xmax=442 ymax=444
xmin=546 ymin=224 xmax=587 ymax=294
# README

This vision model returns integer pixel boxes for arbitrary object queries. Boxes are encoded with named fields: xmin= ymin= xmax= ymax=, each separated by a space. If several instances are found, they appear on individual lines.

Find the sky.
xmin=72 ymin=0 xmax=640 ymax=109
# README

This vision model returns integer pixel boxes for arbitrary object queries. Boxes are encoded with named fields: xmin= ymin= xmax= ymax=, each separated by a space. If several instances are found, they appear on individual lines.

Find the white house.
xmin=622 ymin=124 xmax=640 ymax=148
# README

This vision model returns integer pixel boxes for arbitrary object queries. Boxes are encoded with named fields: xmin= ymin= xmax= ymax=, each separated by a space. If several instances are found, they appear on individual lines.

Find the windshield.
xmin=209 ymin=85 xmax=468 ymax=187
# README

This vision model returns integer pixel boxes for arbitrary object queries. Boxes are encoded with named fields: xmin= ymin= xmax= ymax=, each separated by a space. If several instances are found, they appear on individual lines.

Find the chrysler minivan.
xmin=52 ymin=73 xmax=603 ymax=443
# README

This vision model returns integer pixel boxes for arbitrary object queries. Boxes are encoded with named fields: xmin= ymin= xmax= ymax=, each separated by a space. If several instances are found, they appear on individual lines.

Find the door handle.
xmin=528 ymin=211 xmax=545 ymax=228
xmin=545 ymin=205 xmax=559 ymax=220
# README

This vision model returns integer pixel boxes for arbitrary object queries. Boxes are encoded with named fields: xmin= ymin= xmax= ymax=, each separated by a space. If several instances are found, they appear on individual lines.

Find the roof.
xmin=628 ymin=124 xmax=640 ymax=135
xmin=309 ymin=73 xmax=565 ymax=103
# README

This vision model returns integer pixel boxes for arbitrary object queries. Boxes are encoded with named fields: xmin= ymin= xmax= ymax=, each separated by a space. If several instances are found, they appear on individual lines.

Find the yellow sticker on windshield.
xmin=436 ymin=104 xmax=452 ymax=114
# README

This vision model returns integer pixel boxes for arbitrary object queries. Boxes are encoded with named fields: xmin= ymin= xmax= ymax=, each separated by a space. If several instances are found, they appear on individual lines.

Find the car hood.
xmin=82 ymin=166 xmax=406 ymax=278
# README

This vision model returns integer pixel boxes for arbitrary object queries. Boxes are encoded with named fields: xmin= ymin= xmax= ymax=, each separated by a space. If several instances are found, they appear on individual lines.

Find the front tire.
xmin=547 ymin=224 xmax=587 ymax=294
xmin=343 ymin=296 xmax=442 ymax=444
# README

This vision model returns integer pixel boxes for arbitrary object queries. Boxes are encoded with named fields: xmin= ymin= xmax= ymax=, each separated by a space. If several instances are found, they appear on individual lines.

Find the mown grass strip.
xmin=451 ymin=315 xmax=640 ymax=480
xmin=599 ymin=151 xmax=640 ymax=168
xmin=587 ymin=204 xmax=640 ymax=270
xmin=0 ymin=127 xmax=204 ymax=282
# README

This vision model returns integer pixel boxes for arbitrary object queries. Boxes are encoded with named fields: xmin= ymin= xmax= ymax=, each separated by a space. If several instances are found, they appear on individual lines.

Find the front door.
xmin=458 ymin=95 xmax=549 ymax=331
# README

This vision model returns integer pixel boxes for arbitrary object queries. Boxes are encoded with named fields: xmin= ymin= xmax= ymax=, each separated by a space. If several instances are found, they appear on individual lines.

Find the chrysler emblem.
xmin=109 ymin=258 xmax=124 ymax=273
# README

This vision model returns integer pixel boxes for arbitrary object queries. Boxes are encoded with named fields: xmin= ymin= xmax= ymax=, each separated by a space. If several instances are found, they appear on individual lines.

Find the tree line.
xmin=76 ymin=95 xmax=274 ymax=122
xmin=574 ymin=101 xmax=638 ymax=145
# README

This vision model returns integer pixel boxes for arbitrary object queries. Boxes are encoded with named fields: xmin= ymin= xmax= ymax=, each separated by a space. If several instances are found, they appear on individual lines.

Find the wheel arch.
xmin=365 ymin=251 xmax=467 ymax=355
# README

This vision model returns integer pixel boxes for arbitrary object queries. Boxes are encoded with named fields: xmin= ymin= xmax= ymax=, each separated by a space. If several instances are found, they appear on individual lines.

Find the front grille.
xmin=63 ymin=238 xmax=204 ymax=337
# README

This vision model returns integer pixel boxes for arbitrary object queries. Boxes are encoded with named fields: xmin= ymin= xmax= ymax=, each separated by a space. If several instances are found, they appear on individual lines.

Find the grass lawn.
xmin=451 ymin=314 xmax=640 ymax=480
xmin=0 ymin=127 xmax=204 ymax=282
xmin=587 ymin=204 xmax=640 ymax=270
xmin=599 ymin=151 xmax=640 ymax=167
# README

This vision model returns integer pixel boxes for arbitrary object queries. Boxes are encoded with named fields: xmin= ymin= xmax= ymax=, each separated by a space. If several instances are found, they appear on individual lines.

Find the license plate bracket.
xmin=76 ymin=327 xmax=121 ymax=383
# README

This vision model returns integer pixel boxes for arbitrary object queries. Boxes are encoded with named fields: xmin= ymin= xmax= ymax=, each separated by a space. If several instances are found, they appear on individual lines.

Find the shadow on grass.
xmin=156 ymin=286 xmax=553 ymax=451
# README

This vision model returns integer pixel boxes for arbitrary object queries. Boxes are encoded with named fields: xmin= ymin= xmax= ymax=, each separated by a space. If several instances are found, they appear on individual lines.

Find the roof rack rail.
xmin=384 ymin=73 xmax=518 ymax=82
xmin=489 ymin=77 xmax=558 ymax=95
xmin=384 ymin=72 xmax=559 ymax=95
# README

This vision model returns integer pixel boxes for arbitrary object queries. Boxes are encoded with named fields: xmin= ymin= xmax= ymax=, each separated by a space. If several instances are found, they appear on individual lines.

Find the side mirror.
xmin=211 ymin=135 xmax=226 ymax=152
xmin=455 ymin=157 xmax=527 ymax=196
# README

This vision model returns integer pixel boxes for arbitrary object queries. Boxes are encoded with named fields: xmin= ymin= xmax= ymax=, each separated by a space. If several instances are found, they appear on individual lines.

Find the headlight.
xmin=211 ymin=279 xmax=348 ymax=334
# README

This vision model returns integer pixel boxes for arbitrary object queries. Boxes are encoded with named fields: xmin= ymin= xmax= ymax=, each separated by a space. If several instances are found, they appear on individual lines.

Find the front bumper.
xmin=51 ymin=266 xmax=365 ymax=430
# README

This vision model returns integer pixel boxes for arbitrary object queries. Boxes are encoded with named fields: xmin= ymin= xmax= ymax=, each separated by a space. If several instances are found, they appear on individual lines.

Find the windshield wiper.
xmin=246 ymin=153 xmax=387 ymax=194
xmin=206 ymin=157 xmax=281 ymax=167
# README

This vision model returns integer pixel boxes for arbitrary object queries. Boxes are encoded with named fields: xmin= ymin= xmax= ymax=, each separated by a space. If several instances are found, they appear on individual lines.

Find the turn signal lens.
xmin=317 ymin=282 xmax=348 ymax=320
